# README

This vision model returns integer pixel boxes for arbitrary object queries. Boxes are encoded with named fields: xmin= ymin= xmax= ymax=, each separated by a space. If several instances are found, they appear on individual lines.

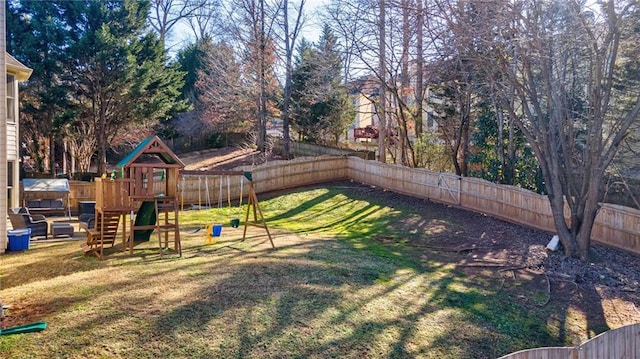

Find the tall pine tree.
xmin=291 ymin=25 xmax=353 ymax=144
xmin=7 ymin=1 xmax=75 ymax=174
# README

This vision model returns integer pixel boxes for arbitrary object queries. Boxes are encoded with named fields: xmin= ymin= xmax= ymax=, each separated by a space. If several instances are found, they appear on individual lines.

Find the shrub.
xmin=71 ymin=172 xmax=98 ymax=182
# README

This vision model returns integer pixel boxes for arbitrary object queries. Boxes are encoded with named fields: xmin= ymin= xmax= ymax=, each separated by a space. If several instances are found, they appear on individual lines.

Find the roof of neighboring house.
xmin=6 ymin=52 xmax=32 ymax=81
xmin=348 ymin=75 xmax=380 ymax=97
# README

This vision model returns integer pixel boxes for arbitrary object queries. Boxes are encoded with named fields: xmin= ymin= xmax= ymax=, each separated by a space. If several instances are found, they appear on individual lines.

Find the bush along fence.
xmin=50 ymin=155 xmax=639 ymax=255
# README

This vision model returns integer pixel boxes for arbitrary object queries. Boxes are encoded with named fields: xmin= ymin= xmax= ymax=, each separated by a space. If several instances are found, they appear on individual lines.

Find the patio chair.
xmin=15 ymin=207 xmax=47 ymax=222
xmin=78 ymin=213 xmax=95 ymax=232
xmin=8 ymin=210 xmax=48 ymax=239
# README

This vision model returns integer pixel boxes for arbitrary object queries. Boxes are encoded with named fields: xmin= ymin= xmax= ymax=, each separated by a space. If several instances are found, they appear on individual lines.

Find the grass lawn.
xmin=0 ymin=183 xmax=633 ymax=358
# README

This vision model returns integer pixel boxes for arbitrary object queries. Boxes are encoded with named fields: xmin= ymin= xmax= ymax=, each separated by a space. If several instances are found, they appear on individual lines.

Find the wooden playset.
xmin=181 ymin=170 xmax=274 ymax=248
xmin=83 ymin=136 xmax=273 ymax=259
xmin=83 ymin=136 xmax=184 ymax=259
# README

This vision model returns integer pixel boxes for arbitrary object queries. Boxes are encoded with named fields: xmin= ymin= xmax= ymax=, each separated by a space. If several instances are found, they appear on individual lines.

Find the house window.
xmin=7 ymin=74 xmax=16 ymax=123
xmin=7 ymin=163 xmax=13 ymax=187
xmin=7 ymin=161 xmax=14 ymax=208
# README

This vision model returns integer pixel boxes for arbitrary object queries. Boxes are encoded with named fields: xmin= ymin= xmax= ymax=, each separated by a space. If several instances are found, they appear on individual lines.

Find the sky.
xmin=300 ymin=0 xmax=328 ymax=42
xmin=166 ymin=0 xmax=328 ymax=56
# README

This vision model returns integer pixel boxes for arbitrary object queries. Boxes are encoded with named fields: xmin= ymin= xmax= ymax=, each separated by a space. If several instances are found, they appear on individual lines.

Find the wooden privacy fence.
xmin=498 ymin=323 xmax=640 ymax=359
xmin=346 ymin=157 xmax=640 ymax=255
xmin=175 ymin=156 xmax=348 ymax=209
xmin=290 ymin=141 xmax=375 ymax=160
xmin=57 ymin=156 xmax=640 ymax=254
xmin=178 ymin=172 xmax=246 ymax=210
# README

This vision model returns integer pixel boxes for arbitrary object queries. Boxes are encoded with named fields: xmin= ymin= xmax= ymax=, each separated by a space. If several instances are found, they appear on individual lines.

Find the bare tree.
xmin=195 ymin=41 xmax=254 ymax=133
xmin=184 ymin=2 xmax=224 ymax=41
xmin=66 ymin=120 xmax=97 ymax=173
xmin=278 ymin=0 xmax=306 ymax=159
xmin=397 ymin=0 xmax=412 ymax=166
xmin=322 ymin=1 xmax=362 ymax=83
xmin=414 ymin=0 xmax=424 ymax=136
xmin=256 ymin=0 xmax=281 ymax=151
xmin=211 ymin=0 xmax=281 ymax=151
xmin=377 ymin=0 xmax=387 ymax=163
xmin=426 ymin=3 xmax=478 ymax=177
xmin=427 ymin=71 xmax=473 ymax=177
xmin=326 ymin=0 xmax=440 ymax=166
xmin=447 ymin=0 xmax=640 ymax=259
xmin=147 ymin=0 xmax=208 ymax=45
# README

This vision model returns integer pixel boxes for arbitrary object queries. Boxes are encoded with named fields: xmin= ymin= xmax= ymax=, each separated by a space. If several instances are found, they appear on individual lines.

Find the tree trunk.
xmin=257 ymin=0 xmax=267 ymax=152
xmin=97 ymin=94 xmax=108 ymax=175
xmin=49 ymin=133 xmax=56 ymax=178
xmin=451 ymin=89 xmax=471 ymax=177
xmin=282 ymin=0 xmax=292 ymax=159
xmin=377 ymin=0 xmax=386 ymax=163
xmin=282 ymin=88 xmax=291 ymax=159
xmin=415 ymin=0 xmax=424 ymax=136
xmin=399 ymin=0 xmax=409 ymax=166
xmin=62 ymin=140 xmax=67 ymax=175
xmin=496 ymin=103 xmax=506 ymax=183
xmin=70 ymin=141 xmax=76 ymax=175
xmin=280 ymin=0 xmax=303 ymax=160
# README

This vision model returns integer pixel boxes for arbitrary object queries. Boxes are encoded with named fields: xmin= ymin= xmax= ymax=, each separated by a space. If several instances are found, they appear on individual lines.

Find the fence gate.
xmin=438 ymin=174 xmax=461 ymax=205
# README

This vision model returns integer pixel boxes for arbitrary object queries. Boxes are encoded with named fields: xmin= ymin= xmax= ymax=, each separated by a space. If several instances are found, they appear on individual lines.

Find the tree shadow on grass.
xmin=0 ymin=183 xmax=622 ymax=358
xmin=0 ymin=241 xmax=103 ymax=290
xmin=144 ymin=221 xmax=564 ymax=358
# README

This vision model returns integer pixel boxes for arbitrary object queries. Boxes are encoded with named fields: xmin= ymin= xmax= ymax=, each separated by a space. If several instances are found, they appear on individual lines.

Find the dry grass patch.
xmin=0 ymin=183 xmax=638 ymax=358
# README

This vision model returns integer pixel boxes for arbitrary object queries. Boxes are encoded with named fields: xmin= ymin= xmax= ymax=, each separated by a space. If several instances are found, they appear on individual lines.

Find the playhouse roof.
xmin=116 ymin=136 xmax=185 ymax=169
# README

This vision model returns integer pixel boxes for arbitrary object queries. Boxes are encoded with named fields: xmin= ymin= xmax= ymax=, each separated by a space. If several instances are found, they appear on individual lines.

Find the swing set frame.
xmin=180 ymin=169 xmax=274 ymax=248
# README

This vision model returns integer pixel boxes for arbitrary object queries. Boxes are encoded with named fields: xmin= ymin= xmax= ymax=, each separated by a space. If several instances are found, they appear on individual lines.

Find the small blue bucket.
xmin=211 ymin=225 xmax=223 ymax=237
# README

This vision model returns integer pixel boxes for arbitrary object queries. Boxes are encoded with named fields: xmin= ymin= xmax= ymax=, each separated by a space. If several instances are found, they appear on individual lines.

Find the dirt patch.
xmin=358 ymin=185 xmax=640 ymax=333
xmin=181 ymin=147 xmax=283 ymax=171
xmin=1 ymin=300 xmax=51 ymax=329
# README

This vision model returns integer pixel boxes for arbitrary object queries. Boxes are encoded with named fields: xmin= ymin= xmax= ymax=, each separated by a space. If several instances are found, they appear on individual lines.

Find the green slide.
xmin=0 ymin=322 xmax=47 ymax=336
xmin=133 ymin=201 xmax=157 ymax=242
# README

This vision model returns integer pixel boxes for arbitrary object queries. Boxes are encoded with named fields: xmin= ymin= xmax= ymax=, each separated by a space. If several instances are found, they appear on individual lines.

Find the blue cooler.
xmin=7 ymin=228 xmax=31 ymax=251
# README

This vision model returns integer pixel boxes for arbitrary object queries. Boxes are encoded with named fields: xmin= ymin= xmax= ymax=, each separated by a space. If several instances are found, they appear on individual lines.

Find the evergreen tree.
xmin=161 ymin=36 xmax=212 ymax=139
xmin=291 ymin=39 xmax=318 ymax=141
xmin=468 ymin=102 xmax=544 ymax=193
xmin=65 ymin=0 xmax=188 ymax=173
xmin=291 ymin=25 xmax=353 ymax=144
xmin=7 ymin=1 xmax=76 ymax=174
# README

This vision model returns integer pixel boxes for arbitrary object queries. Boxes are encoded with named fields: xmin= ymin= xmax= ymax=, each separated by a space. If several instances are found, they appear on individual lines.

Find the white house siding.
xmin=6 ymin=122 xmax=17 ymax=159
xmin=1 ymin=1 xmax=8 ymax=252
xmin=2 ymin=42 xmax=33 ymax=253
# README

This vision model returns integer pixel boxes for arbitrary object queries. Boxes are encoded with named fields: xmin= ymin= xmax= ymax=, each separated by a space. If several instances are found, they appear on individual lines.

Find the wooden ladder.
xmin=81 ymin=211 xmax=122 ymax=260
xmin=154 ymin=196 xmax=181 ymax=257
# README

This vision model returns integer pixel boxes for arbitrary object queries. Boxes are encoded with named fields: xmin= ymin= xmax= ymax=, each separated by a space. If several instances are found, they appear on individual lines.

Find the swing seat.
xmin=205 ymin=224 xmax=222 ymax=244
